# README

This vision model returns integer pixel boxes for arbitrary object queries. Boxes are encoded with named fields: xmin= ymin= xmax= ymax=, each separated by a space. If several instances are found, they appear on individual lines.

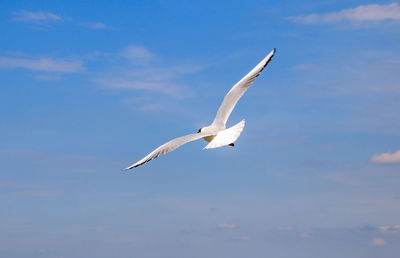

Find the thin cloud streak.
xmin=98 ymin=78 xmax=182 ymax=96
xmin=122 ymin=46 xmax=156 ymax=63
xmin=81 ymin=22 xmax=109 ymax=30
xmin=217 ymin=223 xmax=236 ymax=229
xmin=277 ymin=226 xmax=293 ymax=231
xmin=379 ymin=225 xmax=400 ymax=233
xmin=13 ymin=10 xmax=61 ymax=24
xmin=0 ymin=56 xmax=84 ymax=73
xmin=291 ymin=3 xmax=400 ymax=24
xmin=299 ymin=233 xmax=311 ymax=239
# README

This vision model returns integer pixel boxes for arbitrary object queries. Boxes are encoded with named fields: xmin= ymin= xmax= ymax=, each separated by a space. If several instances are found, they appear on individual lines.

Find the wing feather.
xmin=125 ymin=132 xmax=214 ymax=169
xmin=212 ymin=49 xmax=275 ymax=128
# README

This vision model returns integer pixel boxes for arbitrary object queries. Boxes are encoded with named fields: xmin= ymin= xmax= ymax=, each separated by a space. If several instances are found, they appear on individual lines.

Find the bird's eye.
xmin=197 ymin=128 xmax=202 ymax=133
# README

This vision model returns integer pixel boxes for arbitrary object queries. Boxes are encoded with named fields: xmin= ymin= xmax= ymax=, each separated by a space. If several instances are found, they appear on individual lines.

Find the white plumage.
xmin=125 ymin=49 xmax=275 ymax=169
xmin=204 ymin=119 xmax=245 ymax=149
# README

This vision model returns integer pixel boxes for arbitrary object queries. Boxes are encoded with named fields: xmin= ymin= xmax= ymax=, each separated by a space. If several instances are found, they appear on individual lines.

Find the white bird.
xmin=125 ymin=49 xmax=276 ymax=169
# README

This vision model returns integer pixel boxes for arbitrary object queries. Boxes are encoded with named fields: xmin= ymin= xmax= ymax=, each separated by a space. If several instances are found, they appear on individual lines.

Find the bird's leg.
xmin=229 ymin=143 xmax=235 ymax=147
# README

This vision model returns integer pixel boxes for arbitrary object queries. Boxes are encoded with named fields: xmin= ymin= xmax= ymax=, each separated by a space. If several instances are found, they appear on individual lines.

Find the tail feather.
xmin=204 ymin=119 xmax=245 ymax=149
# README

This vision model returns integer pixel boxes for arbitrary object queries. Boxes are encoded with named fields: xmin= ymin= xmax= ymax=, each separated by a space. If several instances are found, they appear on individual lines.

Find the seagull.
xmin=125 ymin=48 xmax=276 ymax=169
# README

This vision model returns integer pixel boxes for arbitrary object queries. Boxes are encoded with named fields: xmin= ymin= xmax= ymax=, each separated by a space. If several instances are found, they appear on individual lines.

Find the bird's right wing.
xmin=211 ymin=49 xmax=275 ymax=128
xmin=125 ymin=132 xmax=214 ymax=170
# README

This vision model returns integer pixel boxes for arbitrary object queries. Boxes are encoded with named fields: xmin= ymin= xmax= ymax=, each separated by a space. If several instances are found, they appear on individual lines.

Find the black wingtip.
xmin=123 ymin=165 xmax=136 ymax=171
xmin=274 ymin=48 xmax=277 ymax=54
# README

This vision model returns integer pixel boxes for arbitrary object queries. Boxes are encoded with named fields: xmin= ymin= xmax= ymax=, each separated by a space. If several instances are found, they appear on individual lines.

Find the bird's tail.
xmin=204 ymin=119 xmax=245 ymax=149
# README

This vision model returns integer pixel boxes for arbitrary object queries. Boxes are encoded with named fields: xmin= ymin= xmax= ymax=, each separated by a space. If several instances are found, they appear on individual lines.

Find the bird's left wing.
xmin=211 ymin=49 xmax=275 ymax=128
xmin=125 ymin=132 xmax=214 ymax=169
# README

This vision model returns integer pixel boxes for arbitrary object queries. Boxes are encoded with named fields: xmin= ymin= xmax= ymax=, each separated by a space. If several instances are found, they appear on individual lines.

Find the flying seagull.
xmin=125 ymin=48 xmax=276 ymax=169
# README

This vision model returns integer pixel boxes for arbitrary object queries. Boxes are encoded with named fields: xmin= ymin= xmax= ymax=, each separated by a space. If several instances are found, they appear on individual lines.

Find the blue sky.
xmin=1 ymin=0 xmax=400 ymax=257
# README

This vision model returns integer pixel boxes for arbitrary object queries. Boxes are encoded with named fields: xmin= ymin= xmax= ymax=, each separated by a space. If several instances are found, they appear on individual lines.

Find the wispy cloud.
xmin=217 ymin=223 xmax=236 ymax=229
xmin=379 ymin=225 xmax=400 ymax=233
xmin=81 ymin=22 xmax=109 ymax=30
xmin=370 ymin=150 xmax=400 ymax=164
xmin=291 ymin=3 xmax=400 ymax=24
xmin=0 ymin=148 xmax=113 ymax=174
xmin=97 ymin=45 xmax=202 ymax=97
xmin=299 ymin=233 xmax=311 ymax=239
xmin=120 ymin=97 xmax=180 ymax=113
xmin=277 ymin=226 xmax=293 ymax=231
xmin=122 ymin=46 xmax=156 ymax=64
xmin=0 ymin=56 xmax=84 ymax=73
xmin=372 ymin=237 xmax=386 ymax=246
xmin=0 ymin=181 xmax=59 ymax=198
xmin=13 ymin=10 xmax=61 ymax=24
xmin=98 ymin=79 xmax=182 ymax=96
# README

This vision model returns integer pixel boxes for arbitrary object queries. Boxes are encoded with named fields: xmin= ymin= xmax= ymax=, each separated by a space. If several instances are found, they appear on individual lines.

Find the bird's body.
xmin=203 ymin=135 xmax=216 ymax=143
xmin=125 ymin=49 xmax=276 ymax=169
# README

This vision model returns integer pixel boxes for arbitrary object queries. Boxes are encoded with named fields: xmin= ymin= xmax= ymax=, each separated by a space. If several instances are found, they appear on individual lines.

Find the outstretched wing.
xmin=125 ymin=132 xmax=214 ymax=169
xmin=212 ymin=49 xmax=275 ymax=128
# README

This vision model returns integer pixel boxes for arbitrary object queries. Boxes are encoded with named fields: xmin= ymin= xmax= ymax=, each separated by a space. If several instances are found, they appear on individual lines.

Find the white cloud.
xmin=81 ymin=22 xmax=108 ymax=30
xmin=370 ymin=150 xmax=400 ymax=164
xmin=0 ymin=56 xmax=84 ymax=73
xmin=372 ymin=237 xmax=386 ymax=246
xmin=299 ymin=233 xmax=311 ymax=239
xmin=122 ymin=46 xmax=155 ymax=63
xmin=379 ymin=225 xmax=400 ymax=233
xmin=13 ymin=10 xmax=61 ymax=24
xmin=277 ymin=226 xmax=293 ymax=231
xmin=217 ymin=223 xmax=236 ymax=229
xmin=291 ymin=3 xmax=400 ymax=24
